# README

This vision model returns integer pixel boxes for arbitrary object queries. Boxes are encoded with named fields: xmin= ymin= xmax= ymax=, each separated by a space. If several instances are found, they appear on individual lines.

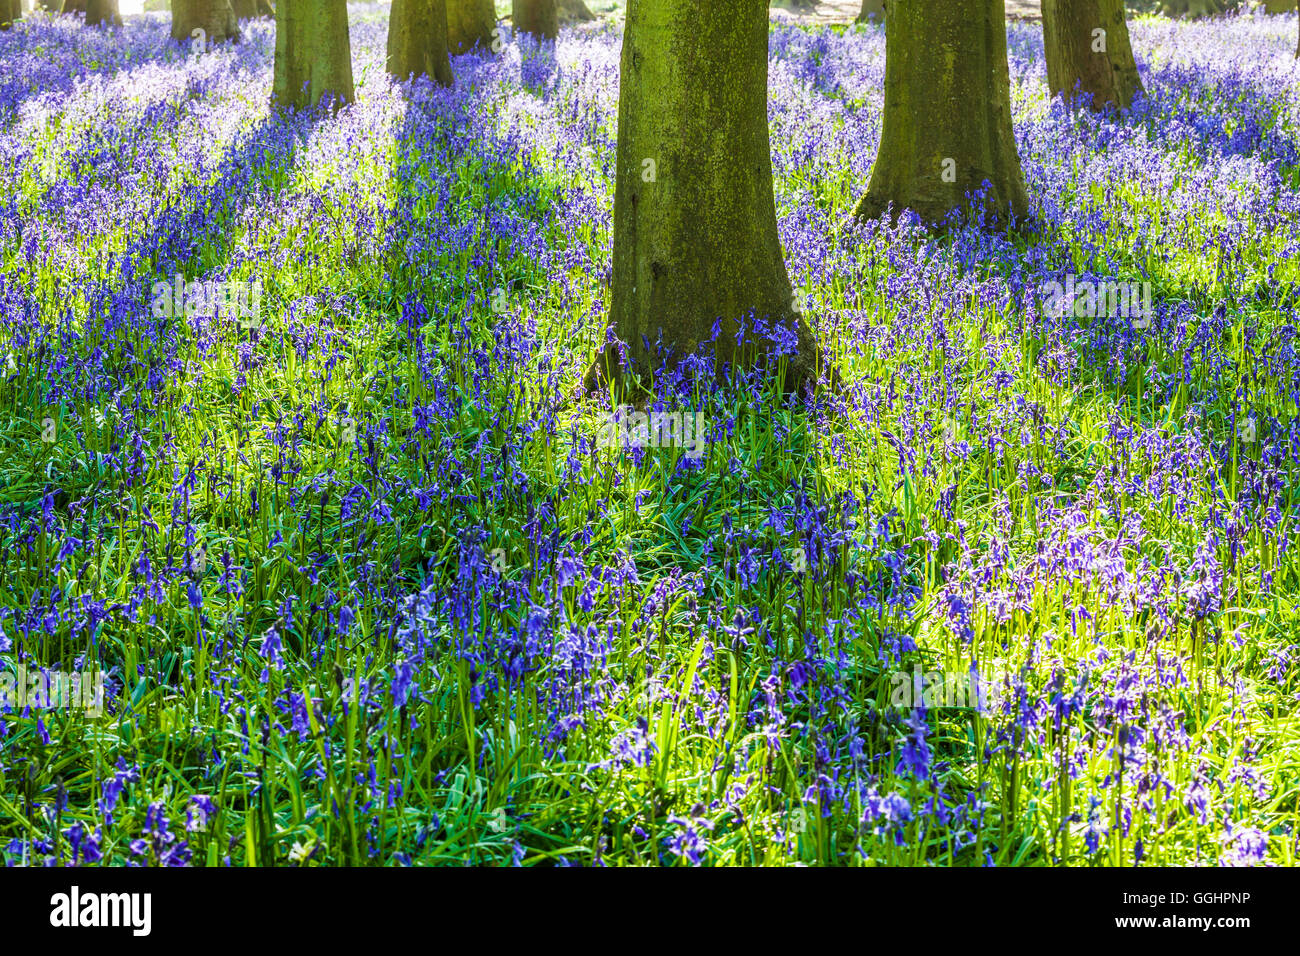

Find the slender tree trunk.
xmin=447 ymin=0 xmax=496 ymax=54
xmin=61 ymin=0 xmax=88 ymax=15
xmin=858 ymin=0 xmax=885 ymax=21
xmin=388 ymin=0 xmax=454 ymax=87
xmin=1042 ymin=0 xmax=1142 ymax=111
xmin=85 ymin=0 xmax=121 ymax=26
xmin=587 ymin=0 xmax=823 ymax=395
xmin=854 ymin=0 xmax=1029 ymax=229
xmin=513 ymin=0 xmax=557 ymax=40
xmin=172 ymin=0 xmax=240 ymax=46
xmin=1 ymin=0 xmax=20 ymax=30
xmin=273 ymin=0 xmax=354 ymax=110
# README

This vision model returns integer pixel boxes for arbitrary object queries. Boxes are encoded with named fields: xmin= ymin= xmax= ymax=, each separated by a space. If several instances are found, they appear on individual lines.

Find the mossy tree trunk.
xmin=273 ymin=0 xmax=354 ymax=110
xmin=85 ymin=0 xmax=121 ymax=26
xmin=854 ymin=0 xmax=1029 ymax=229
xmin=558 ymin=0 xmax=594 ymax=22
xmin=587 ymin=0 xmax=823 ymax=396
xmin=1043 ymin=0 xmax=1142 ymax=111
xmin=388 ymin=0 xmax=454 ymax=86
xmin=172 ymin=0 xmax=240 ymax=46
xmin=447 ymin=0 xmax=496 ymax=54
xmin=513 ymin=0 xmax=557 ymax=40
xmin=1 ymin=0 xmax=20 ymax=29
xmin=231 ymin=0 xmax=275 ymax=17
xmin=858 ymin=0 xmax=885 ymax=21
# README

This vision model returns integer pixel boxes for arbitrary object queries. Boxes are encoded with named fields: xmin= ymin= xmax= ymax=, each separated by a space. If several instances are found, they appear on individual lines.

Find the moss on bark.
xmin=1043 ymin=0 xmax=1143 ymax=111
xmin=447 ymin=0 xmax=497 ymax=54
xmin=854 ymin=0 xmax=1030 ymax=230
xmin=388 ymin=0 xmax=455 ymax=87
xmin=514 ymin=0 xmax=558 ymax=39
xmin=273 ymin=0 xmax=354 ymax=110
xmin=172 ymin=0 xmax=240 ymax=46
xmin=587 ymin=0 xmax=825 ymax=397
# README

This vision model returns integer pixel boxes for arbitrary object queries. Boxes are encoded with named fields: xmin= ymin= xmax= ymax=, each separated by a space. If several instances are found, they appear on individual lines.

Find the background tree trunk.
xmin=589 ymin=0 xmax=821 ymax=394
xmin=1157 ymin=0 xmax=1228 ymax=16
xmin=558 ymin=0 xmax=593 ymax=21
xmin=388 ymin=0 xmax=454 ymax=87
xmin=858 ymin=0 xmax=885 ymax=21
xmin=1042 ymin=0 xmax=1143 ymax=111
xmin=231 ymin=0 xmax=275 ymax=17
xmin=60 ymin=0 xmax=88 ymax=15
xmin=513 ymin=0 xmax=557 ymax=40
xmin=854 ymin=0 xmax=1029 ymax=229
xmin=447 ymin=0 xmax=496 ymax=54
xmin=273 ymin=0 xmax=354 ymax=110
xmin=173 ymin=0 xmax=240 ymax=46
xmin=85 ymin=0 xmax=121 ymax=25
xmin=1 ymin=0 xmax=21 ymax=29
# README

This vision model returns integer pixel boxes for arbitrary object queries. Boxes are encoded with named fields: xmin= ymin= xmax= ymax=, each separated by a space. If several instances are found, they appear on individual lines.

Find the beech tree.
xmin=858 ymin=0 xmax=884 ymax=21
xmin=586 ymin=0 xmax=822 ymax=395
xmin=514 ymin=0 xmax=557 ymax=40
xmin=388 ymin=0 xmax=454 ymax=87
xmin=273 ymin=0 xmax=354 ymax=110
xmin=558 ymin=0 xmax=594 ymax=21
xmin=231 ymin=0 xmax=275 ymax=17
xmin=854 ymin=0 xmax=1029 ymax=229
xmin=1042 ymin=0 xmax=1143 ymax=111
xmin=173 ymin=0 xmax=240 ymax=47
xmin=447 ymin=0 xmax=496 ymax=54
xmin=85 ymin=0 xmax=121 ymax=26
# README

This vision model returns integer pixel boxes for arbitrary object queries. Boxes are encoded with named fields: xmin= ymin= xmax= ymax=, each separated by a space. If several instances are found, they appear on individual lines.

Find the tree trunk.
xmin=231 ymin=0 xmax=275 ymax=17
xmin=558 ymin=0 xmax=594 ymax=22
xmin=172 ymin=0 xmax=240 ymax=46
xmin=85 ymin=0 xmax=121 ymax=26
xmin=858 ymin=0 xmax=885 ymax=21
xmin=61 ymin=0 xmax=88 ymax=15
xmin=1042 ymin=0 xmax=1142 ymax=111
xmin=853 ymin=0 xmax=1029 ymax=229
xmin=1 ymin=0 xmax=20 ymax=30
xmin=513 ymin=0 xmax=557 ymax=40
xmin=586 ymin=0 xmax=823 ymax=396
xmin=1158 ymin=0 xmax=1228 ymax=16
xmin=273 ymin=0 xmax=355 ymax=110
xmin=447 ymin=0 xmax=496 ymax=54
xmin=388 ymin=0 xmax=454 ymax=87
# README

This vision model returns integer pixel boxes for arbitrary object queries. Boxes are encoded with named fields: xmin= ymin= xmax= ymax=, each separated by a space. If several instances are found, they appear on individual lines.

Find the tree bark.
xmin=60 ymin=0 xmax=88 ymax=15
xmin=273 ymin=0 xmax=355 ymax=110
xmin=513 ymin=0 xmax=557 ymax=40
xmin=586 ymin=0 xmax=823 ymax=396
xmin=1042 ymin=0 xmax=1142 ymax=111
xmin=172 ymin=0 xmax=240 ymax=46
xmin=558 ymin=0 xmax=594 ymax=21
xmin=85 ymin=0 xmax=121 ymax=26
xmin=1158 ymin=0 xmax=1228 ymax=16
xmin=0 ymin=0 xmax=20 ymax=30
xmin=388 ymin=0 xmax=454 ymax=87
xmin=858 ymin=0 xmax=885 ymax=21
xmin=853 ymin=0 xmax=1029 ymax=229
xmin=231 ymin=0 xmax=275 ymax=17
xmin=447 ymin=0 xmax=497 ymax=54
